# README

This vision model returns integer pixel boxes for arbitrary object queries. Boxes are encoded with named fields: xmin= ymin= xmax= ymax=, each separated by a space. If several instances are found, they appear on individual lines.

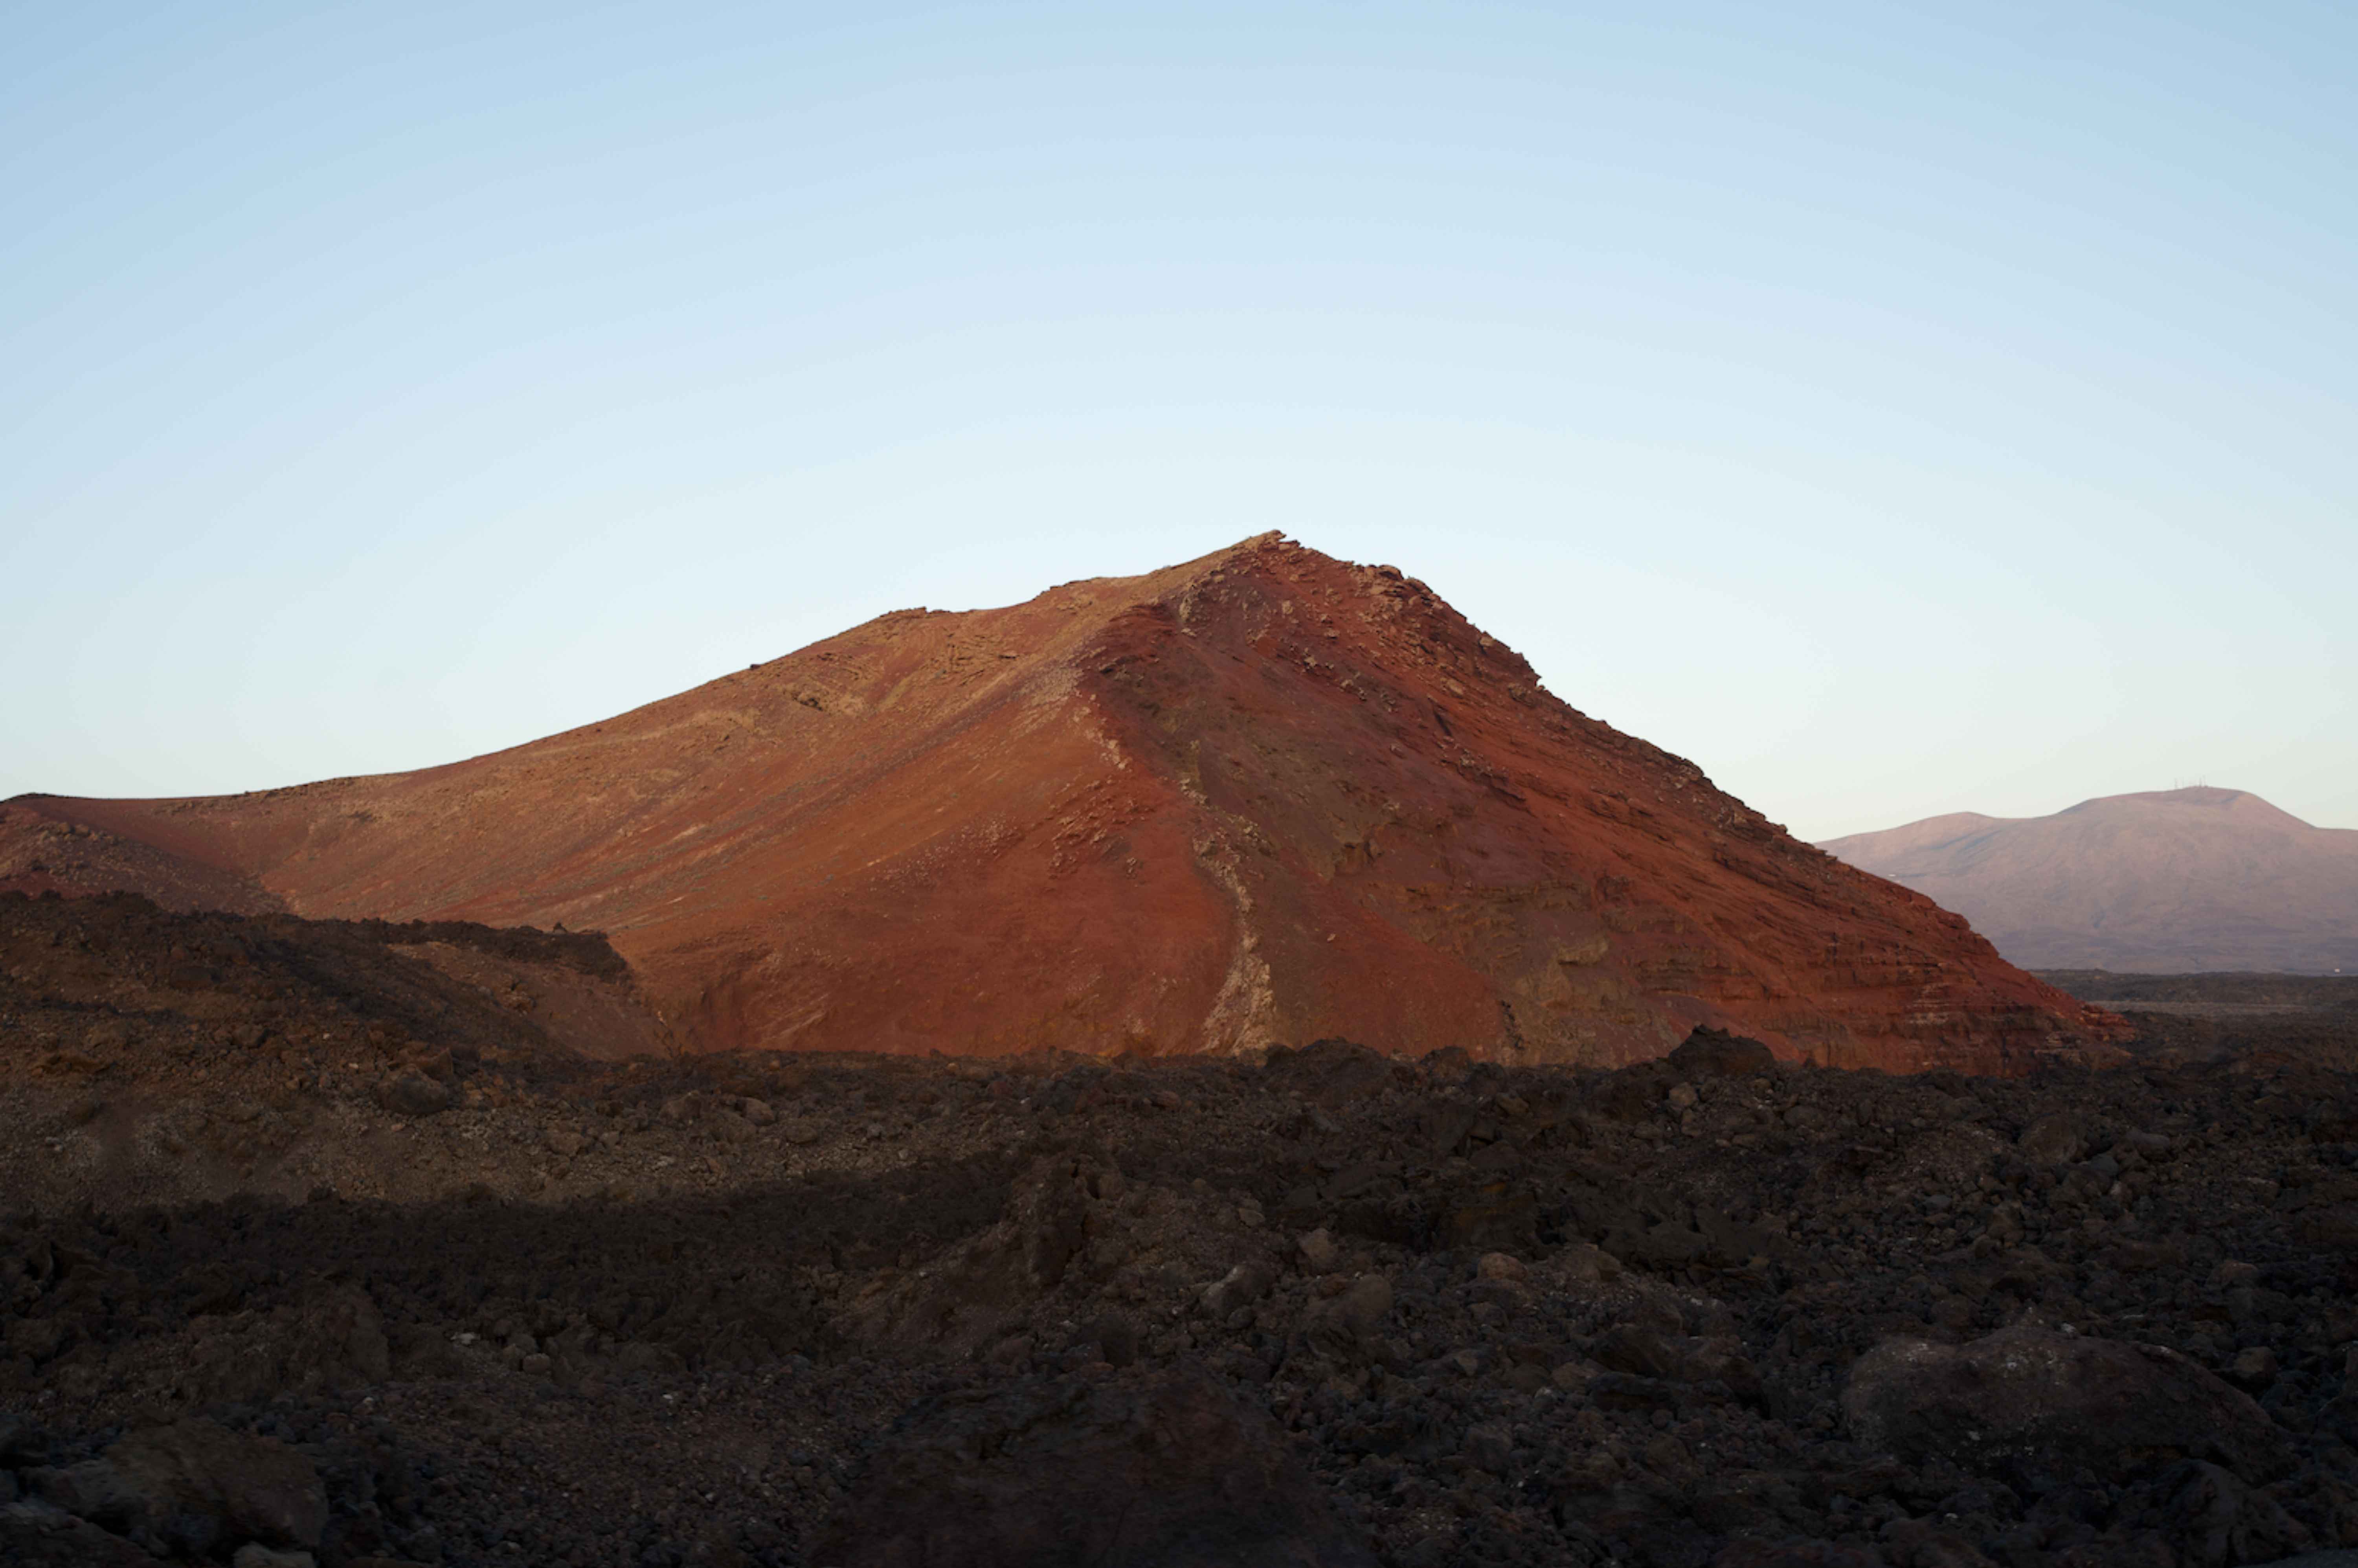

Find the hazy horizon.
xmin=7 ymin=4 xmax=2352 ymax=843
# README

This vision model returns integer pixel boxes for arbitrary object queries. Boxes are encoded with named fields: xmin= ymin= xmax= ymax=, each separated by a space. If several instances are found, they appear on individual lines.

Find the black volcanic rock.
xmin=1843 ymin=1327 xmax=2294 ymax=1485
xmin=4 ymin=890 xmax=2358 ymax=1568
xmin=815 ymin=1367 xmax=1377 ymax=1568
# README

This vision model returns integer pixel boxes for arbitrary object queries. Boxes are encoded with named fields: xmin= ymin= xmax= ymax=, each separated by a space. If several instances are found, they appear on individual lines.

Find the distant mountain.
xmin=3 ymin=534 xmax=2123 ymax=1071
xmin=1821 ymin=788 xmax=2358 ymax=973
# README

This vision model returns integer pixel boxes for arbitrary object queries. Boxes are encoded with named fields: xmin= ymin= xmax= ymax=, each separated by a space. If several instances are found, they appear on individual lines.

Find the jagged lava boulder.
xmin=1844 ymin=1326 xmax=2294 ymax=1486
xmin=814 ymin=1367 xmax=1379 ymax=1568
xmin=8 ymin=534 xmax=2124 ymax=1070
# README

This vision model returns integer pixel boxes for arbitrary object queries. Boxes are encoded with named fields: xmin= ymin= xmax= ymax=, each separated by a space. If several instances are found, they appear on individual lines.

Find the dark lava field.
xmin=7 ymin=890 xmax=2358 ymax=1568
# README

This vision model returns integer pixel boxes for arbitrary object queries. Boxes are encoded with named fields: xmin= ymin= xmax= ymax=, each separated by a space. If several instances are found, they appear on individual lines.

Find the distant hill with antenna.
xmin=1821 ymin=787 xmax=2358 ymax=973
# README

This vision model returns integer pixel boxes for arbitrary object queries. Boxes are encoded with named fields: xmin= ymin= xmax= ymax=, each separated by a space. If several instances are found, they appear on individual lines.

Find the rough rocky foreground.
xmin=6 ymin=890 xmax=2358 ymax=1568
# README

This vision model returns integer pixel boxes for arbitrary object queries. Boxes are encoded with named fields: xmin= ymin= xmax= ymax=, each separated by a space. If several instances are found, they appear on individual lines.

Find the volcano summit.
xmin=5 ymin=535 xmax=2120 ymax=1070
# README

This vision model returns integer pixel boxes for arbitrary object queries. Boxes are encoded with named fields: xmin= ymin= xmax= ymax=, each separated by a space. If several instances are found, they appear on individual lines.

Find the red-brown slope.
xmin=9 ymin=534 xmax=2125 ymax=1071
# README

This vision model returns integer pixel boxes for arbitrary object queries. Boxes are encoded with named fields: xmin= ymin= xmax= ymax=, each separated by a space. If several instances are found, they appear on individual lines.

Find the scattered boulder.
xmin=839 ymin=1155 xmax=1098 ymax=1355
xmin=0 ymin=1413 xmax=45 ymax=1465
xmin=114 ymin=1421 xmax=327 ymax=1550
xmin=1713 ymin=1543 xmax=1886 ymax=1568
xmin=182 ymin=1285 xmax=390 ymax=1404
xmin=1442 ymin=1190 xmax=1539 ymax=1252
xmin=1844 ymin=1327 xmax=2294 ymax=1485
xmin=1667 ymin=1027 xmax=1777 ymax=1078
xmin=2173 ymin=1460 xmax=2302 ymax=1568
xmin=373 ymin=1071 xmax=451 ymax=1118
xmin=21 ymin=1418 xmax=331 ymax=1561
xmin=1297 ymin=1272 xmax=1397 ymax=1367
xmin=1593 ymin=1324 xmax=1685 ymax=1381
xmin=234 ymin=1547 xmax=319 ymax=1568
xmin=1263 ymin=1039 xmax=1400 ymax=1111
xmin=404 ymin=1047 xmax=455 ymax=1084
xmin=1557 ymin=1241 xmax=1625 ymax=1285
xmin=2295 ymin=1204 xmax=2358 ymax=1251
xmin=23 ymin=1458 xmax=152 ymax=1536
xmin=1323 ymin=1275 xmax=1394 ymax=1339
xmin=0 ymin=1501 xmax=162 ymax=1566
xmin=1200 ymin=1260 xmax=1275 ymax=1320
xmin=610 ymin=1342 xmax=686 ymax=1379
xmin=2016 ymin=1116 xmax=2086 ymax=1166
xmin=815 ymin=1368 xmax=1378 ymax=1566
xmin=1082 ymin=1313 xmax=1140 ymax=1368
xmin=1460 ymin=1422 xmax=1514 ymax=1474
xmin=2230 ymin=1346 xmax=2280 ymax=1390
xmin=1877 ymin=1517 xmax=1996 ymax=1568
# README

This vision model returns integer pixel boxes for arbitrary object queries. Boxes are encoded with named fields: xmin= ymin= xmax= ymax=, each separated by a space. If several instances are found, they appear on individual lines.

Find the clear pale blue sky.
xmin=6 ymin=2 xmax=2352 ymax=842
